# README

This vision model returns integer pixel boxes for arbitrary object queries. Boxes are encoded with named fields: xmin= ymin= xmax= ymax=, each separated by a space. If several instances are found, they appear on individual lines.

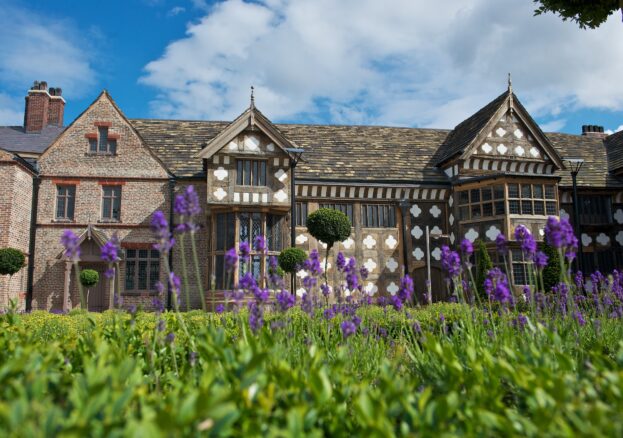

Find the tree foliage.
xmin=79 ymin=269 xmax=99 ymax=288
xmin=475 ymin=240 xmax=493 ymax=299
xmin=278 ymin=248 xmax=307 ymax=274
xmin=540 ymin=241 xmax=561 ymax=292
xmin=533 ymin=0 xmax=622 ymax=29
xmin=306 ymin=208 xmax=351 ymax=251
xmin=0 ymin=248 xmax=25 ymax=277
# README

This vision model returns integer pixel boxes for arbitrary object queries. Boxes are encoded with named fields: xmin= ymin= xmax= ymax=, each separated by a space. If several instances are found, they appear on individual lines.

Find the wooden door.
xmin=87 ymin=267 xmax=108 ymax=312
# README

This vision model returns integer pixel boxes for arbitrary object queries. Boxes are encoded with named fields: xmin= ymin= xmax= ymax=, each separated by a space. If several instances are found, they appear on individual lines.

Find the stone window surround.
xmin=85 ymin=121 xmax=119 ymax=156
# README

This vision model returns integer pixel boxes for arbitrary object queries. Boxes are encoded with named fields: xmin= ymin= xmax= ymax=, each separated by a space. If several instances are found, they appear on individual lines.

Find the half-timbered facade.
xmin=1 ymin=80 xmax=623 ymax=311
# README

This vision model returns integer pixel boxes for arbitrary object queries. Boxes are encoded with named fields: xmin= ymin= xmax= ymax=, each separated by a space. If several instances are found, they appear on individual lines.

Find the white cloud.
xmin=606 ymin=125 xmax=623 ymax=135
xmin=0 ymin=3 xmax=97 ymax=123
xmin=168 ymin=6 xmax=186 ymax=17
xmin=540 ymin=119 xmax=566 ymax=133
xmin=141 ymin=0 xmax=623 ymax=129
xmin=0 ymin=93 xmax=23 ymax=125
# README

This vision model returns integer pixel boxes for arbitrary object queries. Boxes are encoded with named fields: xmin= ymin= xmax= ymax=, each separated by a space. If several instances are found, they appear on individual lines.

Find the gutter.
xmin=167 ymin=176 xmax=176 ymax=310
xmin=25 ymin=174 xmax=41 ymax=312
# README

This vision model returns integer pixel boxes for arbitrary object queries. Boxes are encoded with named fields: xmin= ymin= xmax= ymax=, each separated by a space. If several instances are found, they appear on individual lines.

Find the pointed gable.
xmin=38 ymin=91 xmax=170 ymax=178
xmin=434 ymin=89 xmax=564 ymax=171
xmin=195 ymin=102 xmax=298 ymax=160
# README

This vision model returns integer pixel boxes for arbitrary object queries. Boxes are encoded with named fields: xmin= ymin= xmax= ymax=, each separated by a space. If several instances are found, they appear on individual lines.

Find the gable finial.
xmin=250 ymin=85 xmax=255 ymax=109
xmin=507 ymin=72 xmax=514 ymax=115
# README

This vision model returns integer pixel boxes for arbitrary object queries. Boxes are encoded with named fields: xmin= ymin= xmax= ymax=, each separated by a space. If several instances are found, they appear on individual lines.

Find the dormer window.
xmin=236 ymin=159 xmax=267 ymax=186
xmin=87 ymin=123 xmax=118 ymax=155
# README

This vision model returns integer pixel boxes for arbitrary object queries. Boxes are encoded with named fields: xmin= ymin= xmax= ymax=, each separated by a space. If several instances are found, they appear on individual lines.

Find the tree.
xmin=306 ymin=208 xmax=351 ymax=282
xmin=79 ymin=269 xmax=99 ymax=309
xmin=0 ymin=248 xmax=26 ymax=277
xmin=278 ymin=247 xmax=307 ymax=274
xmin=540 ymin=241 xmax=561 ymax=292
xmin=475 ymin=240 xmax=493 ymax=301
xmin=533 ymin=0 xmax=622 ymax=29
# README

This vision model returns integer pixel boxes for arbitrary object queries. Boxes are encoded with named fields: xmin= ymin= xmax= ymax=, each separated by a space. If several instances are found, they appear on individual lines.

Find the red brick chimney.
xmin=24 ymin=81 xmax=65 ymax=132
xmin=47 ymin=87 xmax=65 ymax=127
xmin=581 ymin=125 xmax=607 ymax=139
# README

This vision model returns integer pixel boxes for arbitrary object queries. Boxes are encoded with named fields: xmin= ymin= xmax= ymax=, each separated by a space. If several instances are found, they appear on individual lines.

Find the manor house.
xmin=1 ymin=80 xmax=622 ymax=311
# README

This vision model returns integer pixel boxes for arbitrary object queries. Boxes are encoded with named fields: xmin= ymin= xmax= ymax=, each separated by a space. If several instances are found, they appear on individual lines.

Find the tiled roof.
xmin=0 ymin=125 xmax=64 ymax=154
xmin=605 ymin=130 xmax=623 ymax=174
xmin=130 ymin=119 xmax=451 ymax=183
xmin=548 ymin=132 xmax=623 ymax=188
xmin=432 ymin=91 xmax=509 ymax=166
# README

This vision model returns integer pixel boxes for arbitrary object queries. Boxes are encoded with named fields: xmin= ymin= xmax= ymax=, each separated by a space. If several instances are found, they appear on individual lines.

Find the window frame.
xmin=101 ymin=185 xmax=122 ymax=222
xmin=124 ymin=248 xmax=161 ymax=293
xmin=295 ymin=202 xmax=308 ymax=227
xmin=236 ymin=159 xmax=267 ymax=187
xmin=209 ymin=210 xmax=285 ymax=290
xmin=88 ymin=126 xmax=117 ymax=155
xmin=361 ymin=204 xmax=396 ymax=228
xmin=55 ymin=184 xmax=76 ymax=221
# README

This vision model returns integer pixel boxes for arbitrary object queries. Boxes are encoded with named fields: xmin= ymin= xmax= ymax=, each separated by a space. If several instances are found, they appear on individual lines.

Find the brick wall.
xmin=32 ymin=91 xmax=172 ymax=311
xmin=0 ymin=154 xmax=33 ymax=310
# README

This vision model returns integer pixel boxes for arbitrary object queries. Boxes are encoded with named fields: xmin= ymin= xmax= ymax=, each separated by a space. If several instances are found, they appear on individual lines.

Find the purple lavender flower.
xmin=323 ymin=307 xmax=335 ymax=320
xmin=440 ymin=245 xmax=461 ymax=277
xmin=485 ymin=267 xmax=512 ymax=304
xmin=303 ymin=249 xmax=323 ymax=276
xmin=215 ymin=303 xmax=225 ymax=313
xmin=345 ymin=259 xmax=359 ymax=292
xmin=251 ymin=286 xmax=270 ymax=303
xmin=460 ymin=239 xmax=474 ymax=257
xmin=165 ymin=332 xmax=175 ymax=344
xmin=174 ymin=185 xmax=201 ymax=217
xmin=301 ymin=293 xmax=314 ymax=316
xmin=100 ymin=236 xmax=121 ymax=264
xmin=152 ymin=297 xmax=165 ymax=313
xmin=239 ymin=241 xmax=251 ymax=263
xmin=169 ymin=272 xmax=182 ymax=305
xmin=254 ymin=235 xmax=267 ymax=253
xmin=574 ymin=311 xmax=586 ymax=326
xmin=544 ymin=216 xmax=575 ymax=250
xmin=514 ymin=225 xmax=536 ymax=256
xmin=336 ymin=252 xmax=346 ymax=272
xmin=275 ymin=290 xmax=295 ymax=312
xmin=320 ymin=283 xmax=331 ymax=297
xmin=495 ymin=233 xmax=508 ymax=255
xmin=390 ymin=295 xmax=403 ymax=311
xmin=248 ymin=301 xmax=263 ymax=332
xmin=157 ymin=319 xmax=166 ymax=332
xmin=225 ymin=247 xmax=238 ymax=271
xmin=239 ymin=272 xmax=257 ymax=290
xmin=359 ymin=266 xmax=369 ymax=281
xmin=533 ymin=251 xmax=548 ymax=270
xmin=151 ymin=211 xmax=175 ymax=254
xmin=397 ymin=274 xmax=414 ymax=304
xmin=340 ymin=320 xmax=357 ymax=339
xmin=60 ymin=230 xmax=81 ymax=262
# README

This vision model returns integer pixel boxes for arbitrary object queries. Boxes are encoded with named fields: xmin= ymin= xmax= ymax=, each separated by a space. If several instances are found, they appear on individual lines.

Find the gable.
xmin=38 ymin=92 xmax=170 ymax=179
xmin=195 ymin=104 xmax=297 ymax=161
xmin=470 ymin=109 xmax=553 ymax=162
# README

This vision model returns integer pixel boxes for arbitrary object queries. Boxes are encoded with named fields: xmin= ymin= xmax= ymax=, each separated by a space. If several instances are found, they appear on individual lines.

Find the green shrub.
xmin=0 ymin=248 xmax=25 ymax=276
xmin=79 ymin=269 xmax=99 ymax=288
xmin=541 ymin=241 xmax=561 ymax=292
xmin=475 ymin=240 xmax=493 ymax=299
xmin=278 ymin=247 xmax=307 ymax=273
xmin=306 ymin=208 xmax=351 ymax=251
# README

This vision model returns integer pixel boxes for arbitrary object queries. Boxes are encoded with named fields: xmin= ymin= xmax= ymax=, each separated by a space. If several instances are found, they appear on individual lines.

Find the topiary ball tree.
xmin=0 ymin=248 xmax=26 ymax=277
xmin=79 ymin=269 xmax=99 ymax=288
xmin=306 ymin=208 xmax=351 ymax=283
xmin=278 ymin=247 xmax=308 ymax=274
xmin=475 ymin=240 xmax=493 ymax=302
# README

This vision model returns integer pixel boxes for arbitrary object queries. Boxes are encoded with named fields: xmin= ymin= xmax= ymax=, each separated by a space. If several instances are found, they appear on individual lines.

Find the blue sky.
xmin=1 ymin=0 xmax=622 ymax=134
